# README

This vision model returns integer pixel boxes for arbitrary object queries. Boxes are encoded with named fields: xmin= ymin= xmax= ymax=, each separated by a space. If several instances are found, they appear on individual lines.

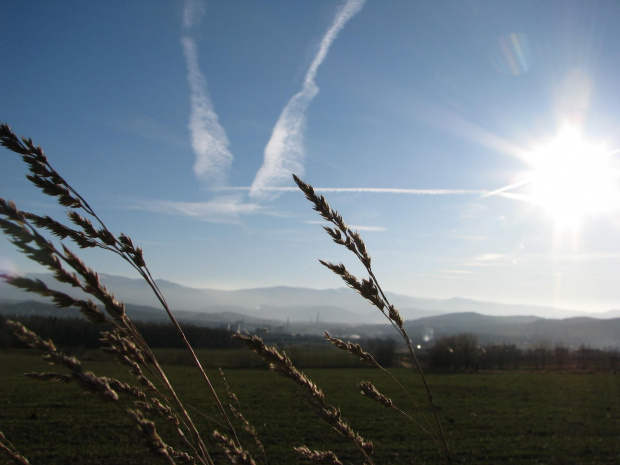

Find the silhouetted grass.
xmin=0 ymin=123 xmax=451 ymax=464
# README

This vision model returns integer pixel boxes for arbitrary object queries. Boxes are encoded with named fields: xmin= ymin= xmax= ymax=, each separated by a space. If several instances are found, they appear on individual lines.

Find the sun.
xmin=522 ymin=124 xmax=620 ymax=231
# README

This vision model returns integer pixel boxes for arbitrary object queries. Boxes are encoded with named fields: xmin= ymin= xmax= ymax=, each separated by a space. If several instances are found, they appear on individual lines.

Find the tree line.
xmin=2 ymin=315 xmax=618 ymax=372
xmin=0 ymin=314 xmax=243 ymax=350
xmin=420 ymin=333 xmax=619 ymax=373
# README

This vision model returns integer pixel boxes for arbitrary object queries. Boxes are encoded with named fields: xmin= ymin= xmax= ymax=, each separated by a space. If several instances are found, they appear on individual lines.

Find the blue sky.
xmin=2 ymin=0 xmax=620 ymax=315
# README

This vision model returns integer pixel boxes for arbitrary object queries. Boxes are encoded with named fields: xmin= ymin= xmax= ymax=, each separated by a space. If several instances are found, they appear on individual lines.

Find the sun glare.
xmin=523 ymin=124 xmax=620 ymax=231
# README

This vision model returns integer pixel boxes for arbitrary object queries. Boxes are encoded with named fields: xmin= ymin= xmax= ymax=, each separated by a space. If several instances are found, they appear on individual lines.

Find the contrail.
xmin=303 ymin=187 xmax=486 ymax=195
xmin=183 ymin=0 xmax=205 ymax=30
xmin=250 ymin=0 xmax=366 ymax=201
xmin=479 ymin=178 xmax=531 ymax=198
xmin=221 ymin=186 xmax=487 ymax=195
xmin=182 ymin=0 xmax=233 ymax=185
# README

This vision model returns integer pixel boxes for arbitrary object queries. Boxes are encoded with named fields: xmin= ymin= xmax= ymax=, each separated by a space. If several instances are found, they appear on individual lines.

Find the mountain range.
xmin=1 ymin=271 xmax=618 ymax=322
xmin=1 ymin=272 xmax=619 ymax=349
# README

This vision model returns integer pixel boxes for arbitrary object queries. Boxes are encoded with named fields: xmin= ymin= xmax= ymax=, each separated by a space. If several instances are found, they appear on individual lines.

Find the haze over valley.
xmin=2 ymin=272 xmax=618 ymax=349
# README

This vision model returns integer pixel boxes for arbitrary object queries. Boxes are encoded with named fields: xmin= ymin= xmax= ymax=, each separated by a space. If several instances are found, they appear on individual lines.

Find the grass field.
xmin=1 ymin=350 xmax=619 ymax=464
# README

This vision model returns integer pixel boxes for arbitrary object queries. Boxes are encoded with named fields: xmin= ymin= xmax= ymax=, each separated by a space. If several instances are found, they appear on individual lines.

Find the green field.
xmin=1 ymin=350 xmax=618 ymax=464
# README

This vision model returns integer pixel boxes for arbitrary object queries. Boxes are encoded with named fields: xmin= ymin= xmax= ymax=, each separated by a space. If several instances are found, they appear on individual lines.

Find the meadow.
xmin=1 ymin=350 xmax=618 ymax=465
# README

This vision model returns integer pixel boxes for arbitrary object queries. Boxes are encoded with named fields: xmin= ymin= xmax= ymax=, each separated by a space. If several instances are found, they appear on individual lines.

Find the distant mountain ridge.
xmin=0 ymin=271 xmax=616 ymax=323
xmin=404 ymin=312 xmax=620 ymax=349
xmin=2 ymin=274 xmax=618 ymax=349
xmin=2 ymin=300 xmax=618 ymax=349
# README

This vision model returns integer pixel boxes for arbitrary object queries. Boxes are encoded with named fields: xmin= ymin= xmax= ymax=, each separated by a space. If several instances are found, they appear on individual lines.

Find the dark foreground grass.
xmin=1 ymin=350 xmax=618 ymax=464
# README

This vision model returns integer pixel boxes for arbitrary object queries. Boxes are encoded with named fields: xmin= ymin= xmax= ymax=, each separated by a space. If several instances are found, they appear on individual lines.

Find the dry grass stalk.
xmin=0 ymin=123 xmax=242 ymax=465
xmin=325 ymin=332 xmax=439 ymax=442
xmin=140 ymin=396 xmax=208 ymax=462
xmin=219 ymin=368 xmax=241 ymax=409
xmin=0 ymin=432 xmax=31 ymax=465
xmin=233 ymin=333 xmax=325 ymax=404
xmin=133 ymin=397 xmax=207 ymax=461
xmin=0 ymin=273 xmax=107 ymax=324
xmin=104 ymin=378 xmax=149 ymax=402
xmin=357 ymin=381 xmax=394 ymax=408
xmin=294 ymin=174 xmax=452 ymax=464
xmin=10 ymin=319 xmax=134 ymax=404
xmin=213 ymin=431 xmax=257 ymax=465
xmin=0 ymin=122 xmax=458 ymax=463
xmin=294 ymin=446 xmax=343 ymax=464
xmin=126 ymin=409 xmax=180 ymax=465
xmin=228 ymin=406 xmax=265 ymax=460
xmin=293 ymin=175 xmax=403 ymax=330
xmin=356 ymin=380 xmax=437 ymax=442
xmin=234 ymin=333 xmax=375 ymax=464
xmin=11 ymin=318 xmax=202 ymax=464
xmin=324 ymin=331 xmax=378 ymax=367
xmin=219 ymin=369 xmax=268 ymax=464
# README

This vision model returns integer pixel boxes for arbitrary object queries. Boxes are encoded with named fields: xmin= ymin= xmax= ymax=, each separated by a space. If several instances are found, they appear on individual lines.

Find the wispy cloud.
xmin=250 ymin=0 xmax=366 ymax=201
xmin=182 ymin=0 xmax=233 ymax=185
xmin=134 ymin=196 xmax=262 ymax=224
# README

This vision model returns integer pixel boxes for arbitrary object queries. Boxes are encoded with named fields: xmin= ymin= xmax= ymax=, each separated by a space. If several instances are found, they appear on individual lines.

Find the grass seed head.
xmin=358 ymin=381 xmax=394 ymax=408
xmin=294 ymin=446 xmax=343 ymax=465
xmin=213 ymin=431 xmax=257 ymax=465
xmin=324 ymin=332 xmax=379 ymax=367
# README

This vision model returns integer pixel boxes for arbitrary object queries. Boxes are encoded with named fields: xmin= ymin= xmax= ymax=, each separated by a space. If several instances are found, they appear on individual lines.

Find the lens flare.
xmin=493 ymin=33 xmax=531 ymax=75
